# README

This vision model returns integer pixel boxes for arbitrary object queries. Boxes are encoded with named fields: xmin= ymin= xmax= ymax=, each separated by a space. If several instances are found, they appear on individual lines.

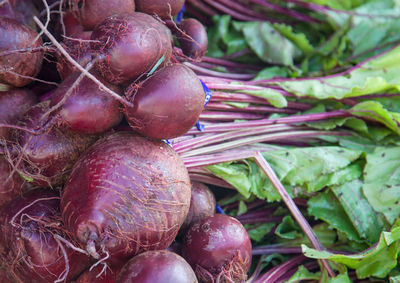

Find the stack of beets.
xmin=0 ymin=0 xmax=252 ymax=282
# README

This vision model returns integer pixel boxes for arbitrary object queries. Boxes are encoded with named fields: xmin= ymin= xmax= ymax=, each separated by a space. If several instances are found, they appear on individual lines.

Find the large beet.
xmin=124 ymin=64 xmax=204 ymax=139
xmin=0 ymin=189 xmax=91 ymax=283
xmin=135 ymin=0 xmax=185 ymax=19
xmin=117 ymin=250 xmax=197 ymax=283
xmin=91 ymin=12 xmax=172 ymax=85
xmin=0 ymin=17 xmax=43 ymax=87
xmin=0 ymin=88 xmax=37 ymax=140
xmin=0 ymin=0 xmax=38 ymax=29
xmin=15 ymin=101 xmax=97 ymax=186
xmin=61 ymin=132 xmax=191 ymax=265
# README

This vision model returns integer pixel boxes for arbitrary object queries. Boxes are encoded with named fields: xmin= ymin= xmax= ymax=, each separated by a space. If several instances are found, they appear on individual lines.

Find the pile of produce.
xmin=1 ymin=0 xmax=400 ymax=282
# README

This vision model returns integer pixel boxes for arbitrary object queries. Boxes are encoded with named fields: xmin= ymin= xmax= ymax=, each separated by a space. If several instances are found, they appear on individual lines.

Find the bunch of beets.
xmin=0 ymin=0 xmax=253 ymax=282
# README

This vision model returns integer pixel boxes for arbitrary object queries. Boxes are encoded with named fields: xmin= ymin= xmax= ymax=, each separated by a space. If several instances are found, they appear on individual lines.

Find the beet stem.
xmin=185 ymin=62 xmax=256 ymax=80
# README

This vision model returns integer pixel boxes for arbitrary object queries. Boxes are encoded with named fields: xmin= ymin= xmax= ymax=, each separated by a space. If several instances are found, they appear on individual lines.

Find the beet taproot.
xmin=135 ymin=0 xmax=185 ymax=19
xmin=177 ymin=18 xmax=208 ymax=59
xmin=91 ymin=12 xmax=172 ymax=85
xmin=61 ymin=132 xmax=191 ymax=265
xmin=124 ymin=63 xmax=204 ymax=139
xmin=117 ymin=250 xmax=197 ymax=283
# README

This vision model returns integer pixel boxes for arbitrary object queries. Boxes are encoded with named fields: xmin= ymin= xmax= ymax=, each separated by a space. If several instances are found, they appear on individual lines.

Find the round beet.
xmin=182 ymin=214 xmax=252 ymax=283
xmin=124 ymin=64 xmax=204 ymax=139
xmin=181 ymin=182 xmax=216 ymax=231
xmin=76 ymin=265 xmax=120 ymax=283
xmin=61 ymin=132 xmax=191 ymax=265
xmin=117 ymin=250 xmax=197 ymax=283
xmin=135 ymin=0 xmax=185 ymax=19
xmin=0 ymin=189 xmax=91 ymax=283
xmin=0 ymin=17 xmax=43 ymax=87
xmin=177 ymin=18 xmax=208 ymax=59
xmin=70 ymin=0 xmax=135 ymax=31
xmin=0 ymin=0 xmax=38 ymax=29
xmin=15 ymin=101 xmax=97 ymax=186
xmin=0 ymin=88 xmax=37 ymax=140
xmin=49 ymin=72 xmax=123 ymax=134
xmin=91 ymin=12 xmax=172 ymax=85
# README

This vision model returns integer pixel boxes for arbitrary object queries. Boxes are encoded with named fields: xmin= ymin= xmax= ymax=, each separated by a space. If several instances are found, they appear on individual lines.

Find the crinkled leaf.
xmin=273 ymin=23 xmax=314 ymax=54
xmin=254 ymin=66 xmax=289 ymax=80
xmin=246 ymin=223 xmax=276 ymax=242
xmin=363 ymin=147 xmax=400 ymax=224
xmin=325 ymin=273 xmax=352 ymax=283
xmin=286 ymin=265 xmax=321 ymax=283
xmin=242 ymin=88 xmax=287 ymax=108
xmin=275 ymin=216 xmax=303 ymax=240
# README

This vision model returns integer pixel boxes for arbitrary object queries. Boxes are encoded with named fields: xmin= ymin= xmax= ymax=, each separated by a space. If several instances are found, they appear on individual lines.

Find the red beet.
xmin=14 ymin=101 xmax=97 ymax=186
xmin=181 ymin=182 xmax=216 ymax=231
xmin=135 ymin=0 xmax=185 ymax=19
xmin=182 ymin=214 xmax=252 ymax=283
xmin=91 ymin=12 xmax=172 ymax=85
xmin=0 ymin=189 xmax=91 ymax=283
xmin=0 ymin=17 xmax=43 ymax=87
xmin=63 ymin=11 xmax=85 ymax=37
xmin=117 ymin=250 xmax=197 ymax=283
xmin=178 ymin=18 xmax=208 ymax=59
xmin=0 ymin=0 xmax=38 ymax=29
xmin=61 ymin=132 xmax=191 ymax=265
xmin=76 ymin=265 xmax=119 ymax=283
xmin=124 ymin=64 xmax=204 ymax=139
xmin=0 ymin=88 xmax=37 ymax=140
xmin=49 ymin=72 xmax=123 ymax=134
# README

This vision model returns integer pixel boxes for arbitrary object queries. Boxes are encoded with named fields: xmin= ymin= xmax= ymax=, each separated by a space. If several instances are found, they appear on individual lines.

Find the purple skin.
xmin=117 ymin=250 xmax=198 ymax=283
xmin=0 ymin=89 xmax=38 ymax=140
xmin=0 ymin=0 xmax=38 ymax=29
xmin=91 ymin=12 xmax=172 ymax=85
xmin=0 ymin=189 xmax=91 ymax=283
xmin=181 ymin=182 xmax=216 ymax=231
xmin=49 ymin=72 xmax=123 ymax=134
xmin=135 ymin=0 xmax=185 ymax=19
xmin=0 ymin=17 xmax=43 ymax=88
xmin=124 ymin=64 xmax=205 ymax=139
xmin=178 ymin=18 xmax=208 ymax=59
xmin=182 ymin=214 xmax=252 ymax=283
xmin=61 ymin=132 xmax=191 ymax=266
xmin=76 ymin=265 xmax=120 ymax=283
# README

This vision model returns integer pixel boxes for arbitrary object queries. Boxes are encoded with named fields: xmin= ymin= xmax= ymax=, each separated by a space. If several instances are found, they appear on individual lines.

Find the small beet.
xmin=135 ymin=0 xmax=185 ymax=19
xmin=61 ymin=132 xmax=191 ymax=265
xmin=0 ymin=17 xmax=43 ymax=87
xmin=182 ymin=214 xmax=252 ymax=283
xmin=91 ymin=12 xmax=172 ymax=85
xmin=117 ymin=250 xmax=197 ymax=283
xmin=177 ymin=18 xmax=208 ymax=59
xmin=124 ymin=64 xmax=205 ymax=139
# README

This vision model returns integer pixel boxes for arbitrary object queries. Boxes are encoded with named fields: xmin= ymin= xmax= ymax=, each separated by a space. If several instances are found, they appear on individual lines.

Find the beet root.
xmin=124 ymin=64 xmax=205 ymax=139
xmin=91 ymin=12 xmax=172 ymax=85
xmin=182 ymin=214 xmax=252 ymax=283
xmin=0 ymin=189 xmax=91 ymax=283
xmin=0 ymin=17 xmax=43 ymax=87
xmin=76 ymin=264 xmax=120 ymax=283
xmin=177 ymin=18 xmax=208 ymax=59
xmin=49 ymin=72 xmax=123 ymax=134
xmin=61 ymin=132 xmax=191 ymax=265
xmin=117 ymin=250 xmax=197 ymax=283
xmin=135 ymin=0 xmax=185 ymax=19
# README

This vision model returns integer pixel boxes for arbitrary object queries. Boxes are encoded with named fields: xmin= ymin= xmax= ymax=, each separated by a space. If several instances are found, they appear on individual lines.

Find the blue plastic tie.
xmin=196 ymin=80 xmax=213 ymax=132
xmin=216 ymin=204 xmax=226 ymax=214
xmin=176 ymin=4 xmax=186 ymax=24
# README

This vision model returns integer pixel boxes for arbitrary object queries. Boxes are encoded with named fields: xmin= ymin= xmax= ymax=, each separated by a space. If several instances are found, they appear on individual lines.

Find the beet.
xmin=135 ymin=0 xmax=185 ymax=19
xmin=0 ymin=88 xmax=37 ymax=140
xmin=76 ymin=265 xmax=119 ymax=283
xmin=0 ymin=17 xmax=43 ymax=87
xmin=0 ymin=0 xmax=38 ymax=29
xmin=15 ymin=101 xmax=97 ymax=186
xmin=178 ymin=18 xmax=208 ymax=59
xmin=182 ymin=214 xmax=252 ymax=283
xmin=181 ymin=182 xmax=216 ymax=231
xmin=0 ymin=156 xmax=30 ymax=208
xmin=91 ymin=12 xmax=172 ymax=85
xmin=61 ymin=132 xmax=191 ymax=265
xmin=117 ymin=250 xmax=197 ymax=283
xmin=0 ymin=189 xmax=91 ymax=283
xmin=49 ymin=72 xmax=123 ymax=134
xmin=124 ymin=64 xmax=204 ymax=139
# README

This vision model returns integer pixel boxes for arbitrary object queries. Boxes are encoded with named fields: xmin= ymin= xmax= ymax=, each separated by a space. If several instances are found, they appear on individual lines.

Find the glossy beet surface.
xmin=61 ymin=132 xmax=191 ymax=265
xmin=182 ymin=214 xmax=252 ymax=283
xmin=0 ymin=17 xmax=43 ymax=87
xmin=0 ymin=88 xmax=37 ymax=140
xmin=71 ymin=0 xmax=135 ymax=30
xmin=0 ymin=189 xmax=91 ymax=283
xmin=49 ymin=72 xmax=123 ymax=134
xmin=76 ymin=265 xmax=119 ymax=283
xmin=182 ymin=182 xmax=216 ymax=231
xmin=117 ymin=250 xmax=197 ymax=283
xmin=91 ymin=12 xmax=172 ymax=85
xmin=135 ymin=0 xmax=185 ymax=19
xmin=124 ymin=64 xmax=205 ymax=139
xmin=178 ymin=18 xmax=208 ymax=59
xmin=16 ymin=101 xmax=97 ymax=186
